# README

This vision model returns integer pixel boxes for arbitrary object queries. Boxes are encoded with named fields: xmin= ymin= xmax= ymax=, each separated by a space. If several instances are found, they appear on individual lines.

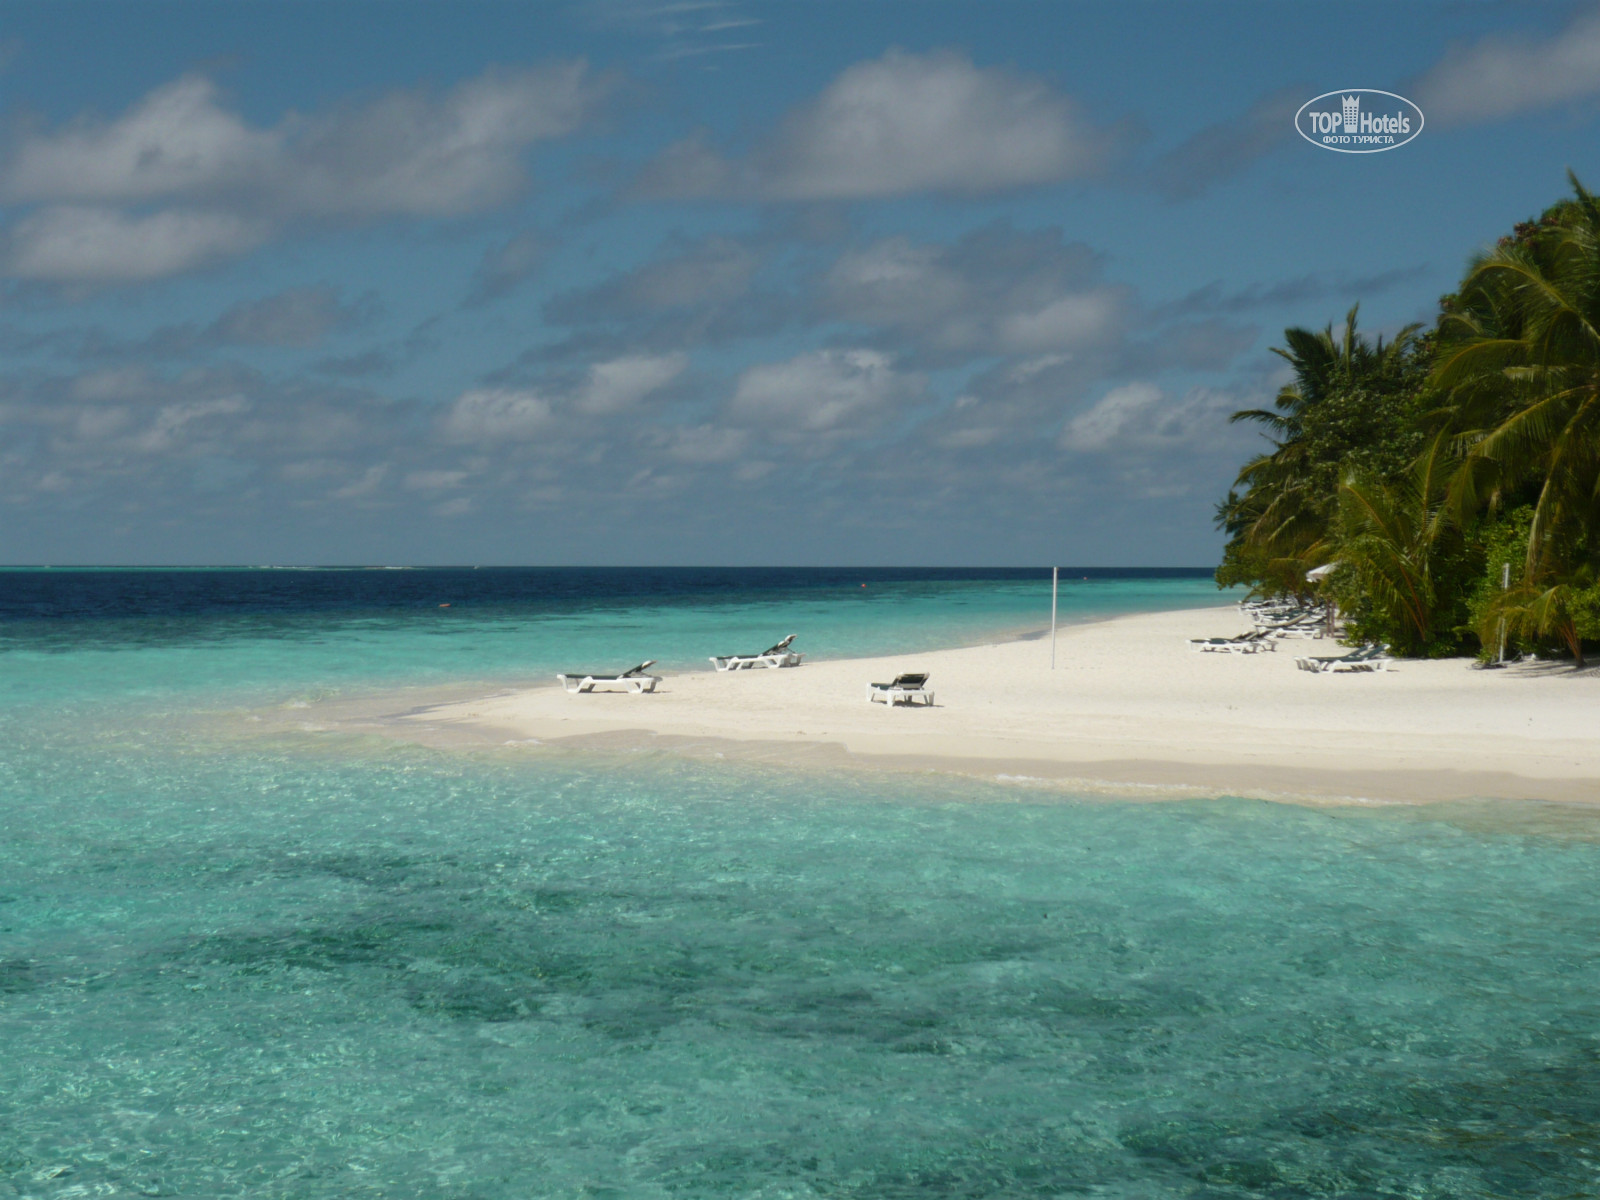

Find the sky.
xmin=1 ymin=0 xmax=1598 ymax=566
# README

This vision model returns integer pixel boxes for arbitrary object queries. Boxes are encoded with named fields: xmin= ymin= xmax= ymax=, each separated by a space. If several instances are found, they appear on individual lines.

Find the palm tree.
xmin=1334 ymin=432 xmax=1457 ymax=653
xmin=1480 ymin=572 xmax=1593 ymax=668
xmin=1434 ymin=172 xmax=1600 ymax=589
xmin=1218 ymin=306 xmax=1421 ymax=592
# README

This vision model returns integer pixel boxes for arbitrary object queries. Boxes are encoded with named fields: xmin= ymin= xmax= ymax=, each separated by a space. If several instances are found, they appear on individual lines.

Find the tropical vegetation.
xmin=1216 ymin=173 xmax=1600 ymax=665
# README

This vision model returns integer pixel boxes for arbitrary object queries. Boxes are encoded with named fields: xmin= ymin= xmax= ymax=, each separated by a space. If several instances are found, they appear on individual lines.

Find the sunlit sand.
xmin=332 ymin=607 xmax=1600 ymax=805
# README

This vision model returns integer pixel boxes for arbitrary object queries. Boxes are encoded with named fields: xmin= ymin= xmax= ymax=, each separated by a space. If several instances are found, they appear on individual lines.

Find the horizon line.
xmin=0 ymin=563 xmax=1219 ymax=572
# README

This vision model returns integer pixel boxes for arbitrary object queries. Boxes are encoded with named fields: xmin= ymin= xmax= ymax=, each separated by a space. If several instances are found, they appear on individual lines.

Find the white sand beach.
xmin=324 ymin=606 xmax=1600 ymax=805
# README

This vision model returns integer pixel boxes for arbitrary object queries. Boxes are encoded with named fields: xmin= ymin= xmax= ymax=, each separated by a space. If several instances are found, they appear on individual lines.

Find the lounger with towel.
xmin=1294 ymin=645 xmax=1391 ymax=673
xmin=710 ymin=634 xmax=803 ymax=671
xmin=867 ymin=673 xmax=934 ymax=707
xmin=557 ymin=661 xmax=662 ymax=694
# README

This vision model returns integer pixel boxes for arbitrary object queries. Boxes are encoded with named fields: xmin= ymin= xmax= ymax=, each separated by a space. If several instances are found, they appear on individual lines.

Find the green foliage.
xmin=1214 ymin=537 xmax=1307 ymax=597
xmin=1480 ymin=571 xmax=1600 ymax=667
xmin=1215 ymin=306 xmax=1429 ymax=597
xmin=1467 ymin=507 xmax=1600 ymax=664
xmin=1215 ymin=176 xmax=1600 ymax=665
xmin=1329 ymin=434 xmax=1480 ymax=656
xmin=1465 ymin=506 xmax=1533 ymax=660
xmin=1428 ymin=172 xmax=1600 ymax=664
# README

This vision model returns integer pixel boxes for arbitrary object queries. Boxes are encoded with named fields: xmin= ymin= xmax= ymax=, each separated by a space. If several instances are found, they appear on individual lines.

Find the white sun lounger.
xmin=1294 ymin=645 xmax=1390 ymax=673
xmin=1243 ymin=602 xmax=1330 ymax=638
xmin=557 ymin=661 xmax=662 ymax=694
xmin=867 ymin=672 xmax=934 ymax=707
xmin=1269 ymin=622 xmax=1327 ymax=639
xmin=1189 ymin=631 xmax=1276 ymax=653
xmin=710 ymin=634 xmax=803 ymax=671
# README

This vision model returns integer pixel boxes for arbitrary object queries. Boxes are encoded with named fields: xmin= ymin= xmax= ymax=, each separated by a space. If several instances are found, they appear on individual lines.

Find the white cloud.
xmin=5 ymin=65 xmax=603 ymax=216
xmin=575 ymin=352 xmax=687 ymax=415
xmin=542 ymin=234 xmax=776 ymax=351
xmin=1145 ymin=8 xmax=1600 ymax=198
xmin=734 ymin=459 xmax=774 ymax=481
xmin=643 ymin=48 xmax=1112 ymax=200
xmin=823 ymin=225 xmax=1125 ymax=361
xmin=281 ymin=459 xmax=345 ymax=483
xmin=995 ymin=293 xmax=1120 ymax=354
xmin=1060 ymin=383 xmax=1234 ymax=453
xmin=0 ymin=63 xmax=608 ymax=282
xmin=405 ymin=469 xmax=470 ymax=491
xmin=282 ymin=64 xmax=604 ymax=218
xmin=442 ymin=387 xmax=553 ymax=442
xmin=729 ymin=348 xmax=923 ymax=434
xmin=549 ymin=235 xmax=762 ymax=326
xmin=73 ymin=405 xmax=133 ymax=440
xmin=69 ymin=365 xmax=160 ymax=402
xmin=211 ymin=286 xmax=371 ymax=347
xmin=134 ymin=394 xmax=251 ymax=453
xmin=937 ymin=408 xmax=1004 ymax=449
xmin=8 ymin=206 xmax=268 ymax=282
xmin=6 ymin=76 xmax=275 ymax=203
xmin=615 ymin=236 xmax=760 ymax=310
xmin=0 ymin=362 xmax=444 ymax=522
xmin=635 ymin=133 xmax=740 ymax=198
xmin=825 ymin=238 xmax=971 ymax=330
xmin=1414 ymin=9 xmax=1600 ymax=125
xmin=661 ymin=424 xmax=749 ymax=463
xmin=1006 ymin=353 xmax=1073 ymax=383
xmin=332 ymin=464 xmax=388 ymax=500
xmin=466 ymin=231 xmax=546 ymax=306
xmin=1147 ymin=87 xmax=1303 ymax=200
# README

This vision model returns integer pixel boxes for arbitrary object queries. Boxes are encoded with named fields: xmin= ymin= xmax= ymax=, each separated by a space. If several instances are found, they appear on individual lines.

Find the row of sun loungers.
xmin=1190 ymin=601 xmax=1336 ymax=653
xmin=570 ymin=622 xmax=1390 ymax=701
xmin=561 ymin=633 xmax=804 ymax=692
xmin=1241 ymin=600 xmax=1330 ymax=639
xmin=1241 ymin=598 xmax=1324 ymax=620
xmin=1194 ymin=603 xmax=1393 ymax=673
xmin=556 ymin=638 xmax=938 ymax=707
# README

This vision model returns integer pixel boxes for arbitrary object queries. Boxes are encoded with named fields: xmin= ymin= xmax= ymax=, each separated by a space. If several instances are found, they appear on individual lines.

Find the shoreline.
xmin=273 ymin=605 xmax=1600 ymax=807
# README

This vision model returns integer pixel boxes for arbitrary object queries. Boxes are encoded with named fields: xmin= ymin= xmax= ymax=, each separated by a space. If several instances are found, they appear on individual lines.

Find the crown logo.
xmin=1341 ymin=94 xmax=1360 ymax=131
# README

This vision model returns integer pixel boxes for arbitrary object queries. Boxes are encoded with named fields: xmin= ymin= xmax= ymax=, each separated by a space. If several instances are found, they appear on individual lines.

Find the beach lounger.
xmin=1294 ymin=645 xmax=1391 ymax=673
xmin=710 ymin=634 xmax=804 ymax=671
xmin=1327 ymin=644 xmax=1390 ymax=672
xmin=557 ymin=661 xmax=662 ymax=694
xmin=1269 ymin=623 xmax=1327 ymax=639
xmin=1189 ymin=631 xmax=1276 ymax=653
xmin=1244 ymin=602 xmax=1330 ymax=638
xmin=867 ymin=672 xmax=934 ymax=707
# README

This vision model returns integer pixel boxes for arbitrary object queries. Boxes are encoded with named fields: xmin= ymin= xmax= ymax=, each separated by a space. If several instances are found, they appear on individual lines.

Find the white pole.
xmin=1496 ymin=561 xmax=1510 ymax=664
xmin=1051 ymin=566 xmax=1058 ymax=669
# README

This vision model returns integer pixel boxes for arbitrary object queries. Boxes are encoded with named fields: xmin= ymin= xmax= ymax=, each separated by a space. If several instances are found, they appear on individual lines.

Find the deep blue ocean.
xmin=3 ymin=568 xmax=1598 ymax=1199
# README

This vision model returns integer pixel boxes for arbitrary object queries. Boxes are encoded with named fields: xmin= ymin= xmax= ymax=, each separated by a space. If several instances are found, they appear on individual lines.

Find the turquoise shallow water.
xmin=0 ymin=571 xmax=1224 ymax=712
xmin=3 ymin=572 xmax=1598 ymax=1198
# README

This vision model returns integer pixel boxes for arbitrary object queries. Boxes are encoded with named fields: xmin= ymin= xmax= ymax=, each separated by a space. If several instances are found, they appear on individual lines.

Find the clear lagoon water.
xmin=3 ymin=568 xmax=1597 ymax=1198
xmin=0 ymin=567 xmax=1218 ymax=712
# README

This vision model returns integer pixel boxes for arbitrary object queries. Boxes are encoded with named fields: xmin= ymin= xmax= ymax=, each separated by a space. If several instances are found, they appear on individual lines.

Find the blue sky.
xmin=1 ymin=0 xmax=1596 ymax=565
